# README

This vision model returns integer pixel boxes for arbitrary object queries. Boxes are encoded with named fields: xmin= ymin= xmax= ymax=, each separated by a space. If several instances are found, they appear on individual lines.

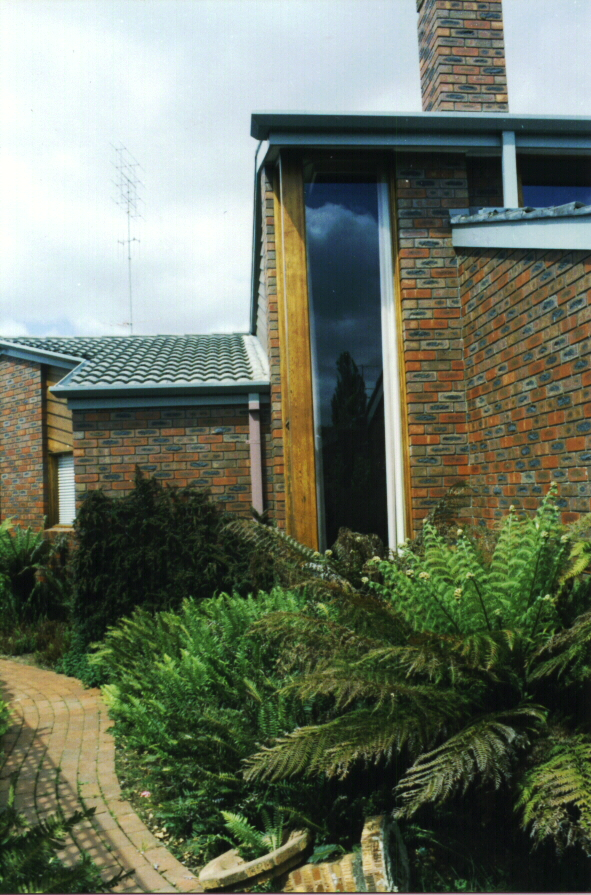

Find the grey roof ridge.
xmin=451 ymin=202 xmax=591 ymax=226
xmin=243 ymin=334 xmax=270 ymax=381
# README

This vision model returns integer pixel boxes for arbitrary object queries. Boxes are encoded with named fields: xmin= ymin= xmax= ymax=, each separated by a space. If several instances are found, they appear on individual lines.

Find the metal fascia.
xmin=452 ymin=216 xmax=591 ymax=250
xmin=250 ymin=111 xmax=591 ymax=142
xmin=67 ymin=393 xmax=271 ymax=411
xmin=52 ymin=379 xmax=271 ymax=399
xmin=0 ymin=343 xmax=83 ymax=369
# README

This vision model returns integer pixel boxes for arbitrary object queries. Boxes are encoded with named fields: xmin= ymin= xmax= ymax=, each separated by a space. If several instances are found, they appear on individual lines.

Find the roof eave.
xmin=0 ymin=341 xmax=84 ymax=369
xmin=51 ymin=380 xmax=271 ymax=400
xmin=251 ymin=110 xmax=591 ymax=142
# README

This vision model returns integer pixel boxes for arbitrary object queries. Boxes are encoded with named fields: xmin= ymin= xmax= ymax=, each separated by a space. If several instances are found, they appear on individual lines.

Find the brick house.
xmin=2 ymin=0 xmax=591 ymax=549
xmin=0 ymin=335 xmax=272 ymax=530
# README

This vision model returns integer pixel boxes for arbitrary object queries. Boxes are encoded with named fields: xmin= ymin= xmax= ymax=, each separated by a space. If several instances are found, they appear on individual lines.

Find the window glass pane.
xmin=522 ymin=185 xmax=591 ymax=207
xmin=519 ymin=154 xmax=591 ymax=208
xmin=304 ymin=172 xmax=388 ymax=547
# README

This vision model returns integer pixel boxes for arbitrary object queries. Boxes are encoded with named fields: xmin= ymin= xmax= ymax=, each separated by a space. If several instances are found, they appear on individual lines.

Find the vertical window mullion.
xmin=378 ymin=175 xmax=407 ymax=549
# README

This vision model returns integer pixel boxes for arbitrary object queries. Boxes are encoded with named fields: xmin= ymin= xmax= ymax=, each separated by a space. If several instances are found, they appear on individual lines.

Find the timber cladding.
xmin=72 ymin=404 xmax=274 ymax=516
xmin=45 ymin=366 xmax=73 ymax=453
xmin=0 ymin=356 xmax=47 ymax=527
xmin=460 ymin=248 xmax=591 ymax=523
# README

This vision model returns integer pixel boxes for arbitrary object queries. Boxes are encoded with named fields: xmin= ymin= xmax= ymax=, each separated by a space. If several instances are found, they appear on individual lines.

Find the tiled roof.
xmin=0 ymin=334 xmax=269 ymax=394
xmin=451 ymin=201 xmax=591 ymax=225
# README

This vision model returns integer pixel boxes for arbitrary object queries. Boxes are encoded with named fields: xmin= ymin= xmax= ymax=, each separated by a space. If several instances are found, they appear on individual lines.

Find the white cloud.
xmin=0 ymin=0 xmax=588 ymax=339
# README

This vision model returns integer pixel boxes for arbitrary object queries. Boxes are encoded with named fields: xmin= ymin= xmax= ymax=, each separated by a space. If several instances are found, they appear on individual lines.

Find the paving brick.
xmin=0 ymin=659 xmax=195 ymax=893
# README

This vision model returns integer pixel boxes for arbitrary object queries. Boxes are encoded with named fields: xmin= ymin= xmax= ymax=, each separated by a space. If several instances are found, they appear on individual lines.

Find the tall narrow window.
xmin=304 ymin=164 xmax=389 ymax=548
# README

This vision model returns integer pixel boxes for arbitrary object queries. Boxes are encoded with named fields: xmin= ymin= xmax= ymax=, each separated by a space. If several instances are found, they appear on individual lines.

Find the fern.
xmin=516 ymin=734 xmax=591 ymax=854
xmin=373 ymin=486 xmax=567 ymax=642
xmin=528 ymin=608 xmax=591 ymax=682
xmin=221 ymin=807 xmax=287 ymax=861
xmin=244 ymin=691 xmax=467 ymax=782
xmin=395 ymin=707 xmax=546 ymax=818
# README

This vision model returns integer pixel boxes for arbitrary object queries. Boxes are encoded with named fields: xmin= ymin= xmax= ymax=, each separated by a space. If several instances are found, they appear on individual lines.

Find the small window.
xmin=50 ymin=453 xmax=75 ymax=526
xmin=519 ymin=154 xmax=591 ymax=208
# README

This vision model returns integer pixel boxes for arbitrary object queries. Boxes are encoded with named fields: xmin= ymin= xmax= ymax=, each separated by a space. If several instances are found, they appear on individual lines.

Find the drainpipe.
xmin=250 ymin=141 xmax=263 ymax=335
xmin=248 ymin=392 xmax=264 ymax=515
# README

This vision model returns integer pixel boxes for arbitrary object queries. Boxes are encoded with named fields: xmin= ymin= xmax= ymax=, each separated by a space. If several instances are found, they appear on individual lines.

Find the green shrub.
xmin=68 ymin=471 xmax=273 ymax=657
xmin=93 ymin=588 xmax=336 ymax=862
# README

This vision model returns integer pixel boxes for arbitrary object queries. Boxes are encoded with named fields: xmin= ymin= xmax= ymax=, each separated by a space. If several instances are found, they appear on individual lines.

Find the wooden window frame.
xmin=43 ymin=365 xmax=75 ymax=529
xmin=273 ymin=150 xmax=412 ymax=549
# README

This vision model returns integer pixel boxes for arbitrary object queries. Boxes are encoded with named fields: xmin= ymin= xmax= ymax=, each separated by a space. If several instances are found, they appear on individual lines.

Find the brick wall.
xmin=0 ymin=356 xmax=47 ymax=527
xmin=257 ymin=167 xmax=286 ymax=527
xmin=72 ymin=404 xmax=272 ymax=516
xmin=396 ymin=153 xmax=468 ymax=532
xmin=460 ymin=248 xmax=591 ymax=523
xmin=417 ymin=0 xmax=509 ymax=112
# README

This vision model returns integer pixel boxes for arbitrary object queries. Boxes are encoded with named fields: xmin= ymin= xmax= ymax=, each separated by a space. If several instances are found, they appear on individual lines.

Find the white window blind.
xmin=57 ymin=454 xmax=76 ymax=525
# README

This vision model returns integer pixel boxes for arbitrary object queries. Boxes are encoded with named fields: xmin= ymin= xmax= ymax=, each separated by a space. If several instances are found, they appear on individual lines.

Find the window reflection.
xmin=304 ymin=173 xmax=388 ymax=547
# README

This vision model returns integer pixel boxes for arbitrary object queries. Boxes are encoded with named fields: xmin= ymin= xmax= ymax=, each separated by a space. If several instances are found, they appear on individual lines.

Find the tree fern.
xmin=516 ymin=734 xmax=591 ymax=854
xmin=395 ymin=707 xmax=546 ymax=819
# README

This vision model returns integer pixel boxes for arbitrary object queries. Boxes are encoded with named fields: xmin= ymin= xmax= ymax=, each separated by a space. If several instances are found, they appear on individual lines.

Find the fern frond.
xmin=395 ymin=706 xmax=546 ymax=818
xmin=244 ymin=692 xmax=466 ymax=783
xmin=516 ymin=734 xmax=591 ymax=854
xmin=529 ymin=608 xmax=591 ymax=682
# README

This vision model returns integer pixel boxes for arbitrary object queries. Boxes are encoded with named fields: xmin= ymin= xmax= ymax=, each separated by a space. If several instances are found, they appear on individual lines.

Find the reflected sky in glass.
xmin=522 ymin=185 xmax=591 ymax=207
xmin=304 ymin=178 xmax=383 ymax=425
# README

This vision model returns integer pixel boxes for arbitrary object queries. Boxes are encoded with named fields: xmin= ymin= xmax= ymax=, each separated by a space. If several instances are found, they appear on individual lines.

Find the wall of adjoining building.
xmin=0 ymin=356 xmax=47 ymax=527
xmin=459 ymin=247 xmax=591 ymax=523
xmin=396 ymin=152 xmax=470 ymax=532
xmin=72 ymin=404 xmax=273 ymax=516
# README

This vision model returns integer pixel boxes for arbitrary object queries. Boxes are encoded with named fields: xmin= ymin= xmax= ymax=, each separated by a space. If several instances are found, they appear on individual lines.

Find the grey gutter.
xmin=51 ymin=380 xmax=271 ymax=400
xmin=0 ymin=342 xmax=84 ymax=369
xmin=251 ymin=111 xmax=591 ymax=141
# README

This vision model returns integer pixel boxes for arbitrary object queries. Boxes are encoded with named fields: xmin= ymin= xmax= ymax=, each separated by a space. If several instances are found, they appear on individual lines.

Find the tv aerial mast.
xmin=112 ymin=144 xmax=143 ymax=334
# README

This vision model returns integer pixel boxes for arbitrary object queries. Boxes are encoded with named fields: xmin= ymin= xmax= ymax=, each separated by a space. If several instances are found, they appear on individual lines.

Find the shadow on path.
xmin=0 ymin=659 xmax=201 ymax=893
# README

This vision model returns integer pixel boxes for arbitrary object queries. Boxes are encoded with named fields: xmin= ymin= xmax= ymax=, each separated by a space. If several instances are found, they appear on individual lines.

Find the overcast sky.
xmin=1 ymin=0 xmax=590 ymax=339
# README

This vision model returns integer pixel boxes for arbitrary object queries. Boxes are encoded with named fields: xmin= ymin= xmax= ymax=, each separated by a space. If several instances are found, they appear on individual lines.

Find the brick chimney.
xmin=417 ymin=0 xmax=509 ymax=112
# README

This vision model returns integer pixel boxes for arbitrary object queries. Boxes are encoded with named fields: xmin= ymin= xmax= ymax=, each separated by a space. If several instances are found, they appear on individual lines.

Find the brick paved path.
xmin=0 ymin=659 xmax=203 ymax=893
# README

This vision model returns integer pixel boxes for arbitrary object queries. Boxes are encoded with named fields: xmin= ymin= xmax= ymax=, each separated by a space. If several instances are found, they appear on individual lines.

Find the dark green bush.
xmin=67 ymin=471 xmax=273 ymax=653
xmin=0 ymin=524 xmax=72 ymax=631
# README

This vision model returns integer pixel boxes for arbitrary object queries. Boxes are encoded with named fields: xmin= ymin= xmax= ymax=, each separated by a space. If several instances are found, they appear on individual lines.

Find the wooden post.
xmin=276 ymin=151 xmax=319 ymax=550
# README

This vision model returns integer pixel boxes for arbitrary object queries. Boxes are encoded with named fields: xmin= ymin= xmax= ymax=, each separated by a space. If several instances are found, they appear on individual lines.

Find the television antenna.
xmin=112 ymin=144 xmax=144 ymax=334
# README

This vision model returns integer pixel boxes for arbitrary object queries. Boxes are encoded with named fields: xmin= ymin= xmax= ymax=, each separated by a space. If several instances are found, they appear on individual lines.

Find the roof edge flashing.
xmin=251 ymin=110 xmax=591 ymax=142
xmin=51 ymin=379 xmax=271 ymax=400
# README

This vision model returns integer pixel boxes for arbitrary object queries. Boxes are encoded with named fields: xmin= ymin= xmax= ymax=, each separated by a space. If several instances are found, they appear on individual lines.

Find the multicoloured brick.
xmin=459 ymin=248 xmax=591 ymax=523
xmin=72 ymin=404 xmax=273 ymax=516
xmin=396 ymin=153 xmax=470 ymax=531
xmin=0 ymin=357 xmax=47 ymax=527
xmin=417 ymin=0 xmax=509 ymax=112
